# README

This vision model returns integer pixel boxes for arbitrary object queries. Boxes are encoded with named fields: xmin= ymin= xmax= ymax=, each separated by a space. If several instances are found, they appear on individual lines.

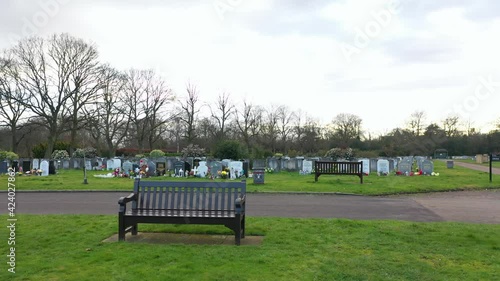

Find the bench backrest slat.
xmin=132 ymin=179 xmax=246 ymax=211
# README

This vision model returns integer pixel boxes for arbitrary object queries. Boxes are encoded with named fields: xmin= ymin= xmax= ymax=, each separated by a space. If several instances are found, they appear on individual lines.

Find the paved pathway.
xmin=2 ymin=190 xmax=499 ymax=224
xmin=447 ymin=160 xmax=500 ymax=174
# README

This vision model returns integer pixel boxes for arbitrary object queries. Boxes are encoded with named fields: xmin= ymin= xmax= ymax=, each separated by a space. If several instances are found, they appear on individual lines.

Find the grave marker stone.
xmin=209 ymin=161 xmax=223 ymax=178
xmin=156 ymin=162 xmax=166 ymax=176
xmin=229 ymin=161 xmax=243 ymax=178
xmin=106 ymin=159 xmax=114 ymax=171
xmin=174 ymin=161 xmax=184 ymax=176
xmin=49 ymin=161 xmax=56 ymax=175
xmin=398 ymin=160 xmax=412 ymax=175
xmin=40 ymin=160 xmax=49 ymax=176
xmin=268 ymin=158 xmax=279 ymax=171
xmin=32 ymin=159 xmax=39 ymax=170
xmin=301 ymin=160 xmax=313 ymax=174
xmin=377 ymin=159 xmax=390 ymax=175
xmin=123 ymin=161 xmax=133 ymax=176
xmin=73 ymin=159 xmax=81 ymax=169
xmin=360 ymin=159 xmax=370 ymax=175
xmin=369 ymin=159 xmax=378 ymax=173
xmin=421 ymin=160 xmax=434 ymax=175
xmin=252 ymin=159 xmax=266 ymax=169
xmin=197 ymin=163 xmax=208 ymax=177
xmin=0 ymin=161 xmax=8 ymax=174
xmin=147 ymin=160 xmax=156 ymax=177
xmin=85 ymin=160 xmax=92 ymax=171
xmin=63 ymin=160 xmax=70 ymax=169
xmin=22 ymin=160 xmax=31 ymax=172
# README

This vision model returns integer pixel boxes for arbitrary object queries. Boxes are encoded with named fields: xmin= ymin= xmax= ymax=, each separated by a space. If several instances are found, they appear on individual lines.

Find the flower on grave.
xmin=221 ymin=170 xmax=228 ymax=179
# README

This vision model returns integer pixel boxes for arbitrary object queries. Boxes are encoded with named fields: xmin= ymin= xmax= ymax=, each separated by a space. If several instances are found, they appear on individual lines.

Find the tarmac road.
xmin=1 ymin=190 xmax=499 ymax=224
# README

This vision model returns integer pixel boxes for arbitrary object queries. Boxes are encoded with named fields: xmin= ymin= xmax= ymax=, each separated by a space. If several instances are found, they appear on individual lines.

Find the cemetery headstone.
xmin=242 ymin=161 xmax=249 ymax=177
xmin=286 ymin=159 xmax=297 ymax=171
xmin=268 ymin=158 xmax=279 ymax=171
xmin=252 ymin=159 xmax=266 ymax=169
xmin=40 ymin=160 xmax=49 ymax=176
xmin=22 ymin=160 xmax=31 ymax=172
xmin=421 ymin=160 xmax=434 ymax=175
xmin=32 ymin=159 xmax=39 ymax=170
xmin=49 ymin=161 xmax=56 ymax=175
xmin=388 ymin=159 xmax=395 ymax=172
xmin=377 ymin=159 xmax=390 ymax=175
xmin=229 ymin=161 xmax=244 ymax=178
xmin=147 ymin=160 xmax=156 ymax=177
xmin=156 ymin=162 xmax=166 ymax=176
xmin=174 ymin=161 xmax=184 ymax=177
xmin=301 ymin=160 xmax=313 ymax=174
xmin=73 ymin=159 xmax=80 ymax=169
xmin=106 ymin=159 xmax=114 ymax=171
xmin=63 ymin=160 xmax=70 ymax=169
xmin=0 ymin=161 xmax=8 ymax=174
xmin=369 ymin=159 xmax=378 ymax=173
xmin=85 ymin=160 xmax=92 ymax=171
xmin=398 ymin=160 xmax=412 ymax=175
xmin=360 ymin=159 xmax=370 ymax=175
xmin=123 ymin=161 xmax=133 ymax=176
xmin=197 ymin=163 xmax=208 ymax=177
xmin=209 ymin=161 xmax=223 ymax=178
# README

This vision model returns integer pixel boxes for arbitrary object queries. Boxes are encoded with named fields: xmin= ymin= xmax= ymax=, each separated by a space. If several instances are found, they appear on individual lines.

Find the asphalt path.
xmin=2 ymin=190 xmax=499 ymax=224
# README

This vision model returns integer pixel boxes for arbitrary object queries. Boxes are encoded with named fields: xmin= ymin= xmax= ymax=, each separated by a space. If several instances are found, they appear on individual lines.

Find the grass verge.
xmin=0 ymin=214 xmax=499 ymax=281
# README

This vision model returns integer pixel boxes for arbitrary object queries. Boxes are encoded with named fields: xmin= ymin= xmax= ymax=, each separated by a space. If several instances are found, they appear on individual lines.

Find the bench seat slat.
xmin=126 ymin=209 xmax=236 ymax=218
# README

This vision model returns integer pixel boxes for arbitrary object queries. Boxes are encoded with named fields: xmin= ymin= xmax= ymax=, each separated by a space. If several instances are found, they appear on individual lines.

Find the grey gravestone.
xmin=0 ymin=161 xmax=8 ymax=174
xmin=242 ymin=161 xmax=249 ymax=177
xmin=123 ymin=161 xmax=133 ymax=176
xmin=377 ymin=159 xmax=390 ymax=175
xmin=388 ymin=159 xmax=395 ymax=172
xmin=286 ymin=159 xmax=297 ymax=171
xmin=209 ymin=161 xmax=223 ymax=178
xmin=359 ymin=159 xmax=370 ymax=175
xmin=73 ymin=159 xmax=81 ymax=169
xmin=63 ymin=160 xmax=70 ymax=169
xmin=398 ymin=161 xmax=412 ymax=175
xmin=40 ymin=160 xmax=49 ymax=176
xmin=147 ymin=161 xmax=156 ymax=177
xmin=369 ymin=159 xmax=378 ymax=173
xmin=166 ymin=158 xmax=175 ymax=171
xmin=252 ymin=159 xmax=266 ymax=169
xmin=421 ymin=160 xmax=434 ymax=175
xmin=301 ymin=160 xmax=313 ymax=174
xmin=32 ymin=159 xmax=39 ymax=170
xmin=268 ymin=158 xmax=279 ymax=171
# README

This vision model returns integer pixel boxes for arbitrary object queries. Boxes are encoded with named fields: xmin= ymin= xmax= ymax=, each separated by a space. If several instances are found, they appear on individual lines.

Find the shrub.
xmin=182 ymin=144 xmax=206 ymax=158
xmin=213 ymin=141 xmax=246 ymax=160
xmin=0 ymin=151 xmax=19 ymax=161
xmin=73 ymin=147 xmax=97 ymax=158
xmin=149 ymin=149 xmax=166 ymax=158
xmin=51 ymin=150 xmax=69 ymax=160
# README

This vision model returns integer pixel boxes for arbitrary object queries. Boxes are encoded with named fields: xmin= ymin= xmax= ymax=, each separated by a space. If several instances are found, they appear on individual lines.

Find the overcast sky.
xmin=1 ymin=0 xmax=499 ymax=135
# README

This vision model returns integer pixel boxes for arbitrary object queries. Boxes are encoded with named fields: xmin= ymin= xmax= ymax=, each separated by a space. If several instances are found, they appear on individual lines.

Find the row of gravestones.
xmin=0 ymin=159 xmax=57 ymax=176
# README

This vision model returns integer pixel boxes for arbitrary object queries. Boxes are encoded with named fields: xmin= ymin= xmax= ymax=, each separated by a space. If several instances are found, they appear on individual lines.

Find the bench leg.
xmin=241 ymin=216 xmax=245 ymax=238
xmin=132 ymin=223 xmax=138 ymax=235
xmin=118 ymin=215 xmax=125 ymax=241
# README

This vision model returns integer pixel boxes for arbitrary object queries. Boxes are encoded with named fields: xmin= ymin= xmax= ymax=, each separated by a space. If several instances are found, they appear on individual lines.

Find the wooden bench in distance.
xmin=314 ymin=161 xmax=364 ymax=183
xmin=118 ymin=179 xmax=246 ymax=245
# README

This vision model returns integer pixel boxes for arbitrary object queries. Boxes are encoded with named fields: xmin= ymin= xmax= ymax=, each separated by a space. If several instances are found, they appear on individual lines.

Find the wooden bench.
xmin=314 ymin=161 xmax=363 ymax=183
xmin=118 ymin=179 xmax=246 ymax=245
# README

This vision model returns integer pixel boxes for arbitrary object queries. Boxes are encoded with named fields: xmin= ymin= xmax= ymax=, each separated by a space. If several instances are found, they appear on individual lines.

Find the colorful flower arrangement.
xmin=265 ymin=167 xmax=274 ymax=173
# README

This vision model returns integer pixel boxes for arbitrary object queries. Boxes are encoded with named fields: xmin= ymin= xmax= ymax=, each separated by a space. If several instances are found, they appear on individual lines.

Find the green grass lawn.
xmin=0 ymin=214 xmax=498 ymax=281
xmin=3 ymin=160 xmax=499 ymax=195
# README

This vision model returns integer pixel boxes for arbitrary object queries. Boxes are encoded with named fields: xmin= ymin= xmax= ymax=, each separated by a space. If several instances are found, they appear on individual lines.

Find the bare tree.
xmin=442 ymin=115 xmax=461 ymax=137
xmin=210 ymin=92 xmax=234 ymax=141
xmin=123 ymin=69 xmax=174 ymax=151
xmin=330 ymin=113 xmax=362 ymax=147
xmin=235 ymin=100 xmax=261 ymax=151
xmin=407 ymin=110 xmax=426 ymax=136
xmin=90 ymin=66 xmax=130 ymax=156
xmin=262 ymin=105 xmax=280 ymax=153
xmin=0 ymin=54 xmax=30 ymax=153
xmin=276 ymin=105 xmax=295 ymax=154
xmin=7 ymin=34 xmax=100 ymax=158
xmin=179 ymin=82 xmax=200 ymax=143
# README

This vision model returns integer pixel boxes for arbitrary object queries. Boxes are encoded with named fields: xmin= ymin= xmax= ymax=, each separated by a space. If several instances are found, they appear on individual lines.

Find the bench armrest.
xmin=118 ymin=193 xmax=137 ymax=213
xmin=235 ymin=195 xmax=246 ymax=214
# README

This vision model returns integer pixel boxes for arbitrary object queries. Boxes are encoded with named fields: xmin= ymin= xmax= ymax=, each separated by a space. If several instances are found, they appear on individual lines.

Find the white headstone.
xmin=360 ymin=159 xmax=370 ymax=175
xmin=113 ymin=158 xmax=122 ymax=171
xmin=85 ymin=160 xmax=92 ymax=170
xmin=40 ymin=160 xmax=49 ymax=176
xmin=106 ymin=159 xmax=114 ymax=170
xmin=32 ymin=159 xmax=39 ymax=170
xmin=197 ymin=164 xmax=208 ymax=177
xmin=377 ymin=159 xmax=390 ymax=175
xmin=302 ymin=160 xmax=313 ymax=174
xmin=229 ymin=161 xmax=243 ymax=178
